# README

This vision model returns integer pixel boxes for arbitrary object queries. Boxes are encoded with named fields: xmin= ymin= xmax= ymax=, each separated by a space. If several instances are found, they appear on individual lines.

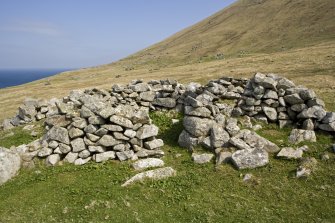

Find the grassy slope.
xmin=0 ymin=112 xmax=334 ymax=222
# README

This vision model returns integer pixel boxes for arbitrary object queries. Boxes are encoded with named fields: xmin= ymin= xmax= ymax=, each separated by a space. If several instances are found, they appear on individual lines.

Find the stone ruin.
xmin=0 ymin=73 xmax=334 ymax=185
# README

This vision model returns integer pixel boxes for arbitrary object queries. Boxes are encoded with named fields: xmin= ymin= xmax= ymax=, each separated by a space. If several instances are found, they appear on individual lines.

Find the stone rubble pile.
xmin=0 ymin=73 xmax=334 ymax=178
xmin=237 ymin=73 xmax=335 ymax=132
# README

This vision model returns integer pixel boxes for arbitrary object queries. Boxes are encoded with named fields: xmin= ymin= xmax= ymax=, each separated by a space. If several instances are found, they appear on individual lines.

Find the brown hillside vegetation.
xmin=0 ymin=0 xmax=334 ymax=121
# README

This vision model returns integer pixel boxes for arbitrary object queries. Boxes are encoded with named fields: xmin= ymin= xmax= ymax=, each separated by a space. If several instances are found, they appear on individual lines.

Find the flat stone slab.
xmin=132 ymin=158 xmax=165 ymax=171
xmin=122 ymin=167 xmax=176 ymax=187
xmin=192 ymin=153 xmax=214 ymax=164
xmin=231 ymin=148 xmax=269 ymax=170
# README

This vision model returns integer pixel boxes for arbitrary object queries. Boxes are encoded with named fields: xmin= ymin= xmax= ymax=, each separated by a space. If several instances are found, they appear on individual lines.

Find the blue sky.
xmin=0 ymin=0 xmax=236 ymax=69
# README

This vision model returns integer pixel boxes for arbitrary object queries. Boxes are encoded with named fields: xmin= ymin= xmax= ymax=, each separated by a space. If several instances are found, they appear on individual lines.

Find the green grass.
xmin=0 ymin=112 xmax=335 ymax=222
xmin=0 ymin=122 xmax=45 ymax=148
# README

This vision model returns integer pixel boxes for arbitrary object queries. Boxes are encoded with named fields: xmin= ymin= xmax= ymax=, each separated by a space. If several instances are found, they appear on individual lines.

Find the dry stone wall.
xmin=1 ymin=73 xmax=334 ymax=170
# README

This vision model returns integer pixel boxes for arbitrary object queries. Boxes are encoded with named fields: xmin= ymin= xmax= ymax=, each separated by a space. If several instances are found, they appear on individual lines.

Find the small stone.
xmin=74 ymin=157 xmax=91 ymax=165
xmin=192 ymin=153 xmax=214 ymax=164
xmin=78 ymin=150 xmax=91 ymax=159
xmin=178 ymin=130 xmax=198 ymax=150
xmin=288 ymin=129 xmax=316 ymax=144
xmin=144 ymin=139 xmax=164 ymax=150
xmin=88 ymin=146 xmax=106 ymax=153
xmin=116 ymin=150 xmax=135 ymax=161
xmin=210 ymin=124 xmax=230 ymax=148
xmin=262 ymin=106 xmax=277 ymax=122
xmin=98 ymin=135 xmax=121 ymax=147
xmin=48 ymin=140 xmax=59 ymax=149
xmin=46 ymin=154 xmax=60 ymax=166
xmin=59 ymin=143 xmax=71 ymax=154
xmin=243 ymin=173 xmax=254 ymax=182
xmin=122 ymin=167 xmax=176 ymax=187
xmin=110 ymin=115 xmax=133 ymax=129
xmin=184 ymin=106 xmax=212 ymax=118
xmin=45 ymin=126 xmax=70 ymax=144
xmin=277 ymin=147 xmax=303 ymax=159
xmin=284 ymin=93 xmax=304 ymax=105
xmin=69 ymin=128 xmax=84 ymax=139
xmin=38 ymin=147 xmax=53 ymax=157
xmin=132 ymin=158 xmax=164 ymax=171
xmin=225 ymin=118 xmax=240 ymax=137
xmin=93 ymin=151 xmax=116 ymax=163
xmin=84 ymin=124 xmax=98 ymax=134
xmin=183 ymin=116 xmax=216 ymax=137
xmin=63 ymin=152 xmax=79 ymax=163
xmin=152 ymin=98 xmax=176 ymax=108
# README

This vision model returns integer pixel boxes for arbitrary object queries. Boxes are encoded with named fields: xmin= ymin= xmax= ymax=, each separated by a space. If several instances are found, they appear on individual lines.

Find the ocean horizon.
xmin=0 ymin=68 xmax=73 ymax=89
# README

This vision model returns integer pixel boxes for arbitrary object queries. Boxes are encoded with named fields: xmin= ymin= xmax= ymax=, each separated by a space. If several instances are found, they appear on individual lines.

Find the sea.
xmin=0 ymin=69 xmax=73 ymax=89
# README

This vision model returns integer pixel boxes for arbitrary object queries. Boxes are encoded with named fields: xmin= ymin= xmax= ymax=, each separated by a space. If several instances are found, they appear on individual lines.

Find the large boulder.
xmin=0 ymin=147 xmax=21 ymax=185
xmin=288 ymin=129 xmax=316 ymax=144
xmin=183 ymin=116 xmax=215 ymax=138
xmin=122 ymin=167 xmax=176 ymax=187
xmin=231 ymin=148 xmax=269 ymax=170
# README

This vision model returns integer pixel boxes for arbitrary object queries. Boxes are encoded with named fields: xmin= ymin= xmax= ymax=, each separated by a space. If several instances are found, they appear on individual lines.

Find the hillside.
xmin=0 ymin=0 xmax=334 ymax=121
xmin=120 ymin=0 xmax=335 ymax=67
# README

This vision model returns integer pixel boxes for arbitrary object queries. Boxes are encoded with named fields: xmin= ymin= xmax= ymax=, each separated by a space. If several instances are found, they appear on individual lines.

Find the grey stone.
xmin=38 ymin=147 xmax=53 ymax=157
xmin=136 ymin=149 xmax=164 ymax=158
xmin=48 ymin=140 xmax=59 ymax=149
xmin=63 ymin=152 xmax=79 ymax=163
xmin=200 ymin=137 xmax=212 ymax=150
xmin=263 ymin=90 xmax=278 ymax=99
xmin=322 ymin=112 xmax=335 ymax=124
xmin=74 ymin=157 xmax=91 ymax=165
xmin=86 ymin=133 xmax=100 ymax=142
xmin=45 ymin=115 xmax=71 ymax=127
xmin=88 ymin=146 xmax=106 ymax=153
xmin=291 ymin=104 xmax=307 ymax=112
xmin=116 ymin=150 xmax=135 ymax=161
xmin=45 ymin=126 xmax=70 ymax=144
xmin=84 ymin=124 xmax=98 ymax=134
xmin=231 ymin=148 xmax=269 ymax=170
xmin=56 ymin=102 xmax=74 ymax=114
xmin=253 ymin=73 xmax=277 ymax=89
xmin=110 ymin=115 xmax=133 ymax=128
xmin=299 ymin=88 xmax=316 ymax=101
xmin=132 ymin=158 xmax=165 ymax=171
xmin=78 ymin=150 xmax=91 ymax=159
xmin=122 ymin=167 xmax=176 ymax=187
xmin=241 ymin=130 xmax=280 ymax=153
xmin=297 ymin=106 xmax=327 ymax=121
xmin=98 ymin=135 xmax=121 ymax=147
xmin=178 ymin=130 xmax=198 ymax=150
xmin=278 ymin=112 xmax=289 ymax=120
xmin=139 ymin=91 xmax=156 ymax=102
xmin=302 ymin=119 xmax=314 ymax=130
xmin=262 ymin=106 xmax=277 ymax=122
xmin=216 ymin=151 xmax=232 ymax=165
xmin=18 ymin=105 xmax=37 ymax=120
xmin=229 ymin=137 xmax=253 ymax=150
xmin=124 ymin=129 xmax=136 ymax=138
xmin=113 ymin=132 xmax=129 ymax=140
xmin=277 ymin=147 xmax=303 ymax=159
xmin=132 ymin=110 xmax=150 ymax=124
xmin=136 ymin=124 xmax=159 ymax=139
xmin=113 ymin=144 xmax=126 ymax=151
xmin=144 ymin=139 xmax=164 ymax=150
xmin=69 ymin=128 xmax=84 ymax=139
xmin=88 ymin=116 xmax=105 ymax=125
xmin=71 ymin=138 xmax=86 ymax=152
xmin=93 ymin=151 xmax=116 ymax=163
xmin=318 ymin=122 xmax=335 ymax=132
xmin=288 ymin=129 xmax=316 ymax=144
xmin=284 ymin=93 xmax=304 ymax=105
xmin=59 ymin=143 xmax=71 ymax=154
xmin=277 ymin=78 xmax=295 ymax=90
xmin=72 ymin=117 xmax=87 ymax=129
xmin=0 ymin=147 xmax=21 ymax=185
xmin=184 ymin=106 xmax=212 ymax=118
xmin=130 ymin=83 xmax=149 ymax=92
xmin=279 ymin=120 xmax=293 ymax=129
xmin=152 ymin=98 xmax=176 ymax=108
xmin=2 ymin=119 xmax=14 ymax=130
xmin=183 ymin=116 xmax=215 ymax=138
xmin=101 ymin=124 xmax=123 ymax=132
xmin=210 ymin=124 xmax=230 ymax=148
xmin=184 ymin=96 xmax=203 ymax=107
xmin=307 ymin=98 xmax=325 ymax=108
xmin=97 ymin=106 xmax=116 ymax=119
xmin=192 ymin=153 xmax=214 ymax=164
xmin=80 ymin=106 xmax=95 ymax=118
xmin=46 ymin=154 xmax=61 ymax=166
xmin=225 ymin=118 xmax=240 ymax=136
